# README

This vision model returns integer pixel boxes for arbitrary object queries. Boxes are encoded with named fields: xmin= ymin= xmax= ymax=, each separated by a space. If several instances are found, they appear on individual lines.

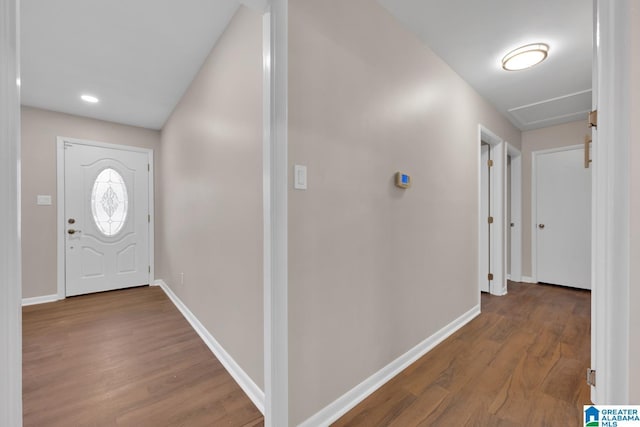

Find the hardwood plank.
xmin=333 ymin=282 xmax=592 ymax=426
xmin=333 ymin=388 xmax=416 ymax=427
xmin=386 ymin=384 xmax=448 ymax=427
xmin=23 ymin=286 xmax=263 ymax=427
xmin=541 ymin=357 xmax=587 ymax=405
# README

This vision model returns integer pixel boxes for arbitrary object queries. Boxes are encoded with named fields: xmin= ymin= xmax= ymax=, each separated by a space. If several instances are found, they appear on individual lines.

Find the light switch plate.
xmin=294 ymin=165 xmax=307 ymax=190
xmin=37 ymin=195 xmax=52 ymax=205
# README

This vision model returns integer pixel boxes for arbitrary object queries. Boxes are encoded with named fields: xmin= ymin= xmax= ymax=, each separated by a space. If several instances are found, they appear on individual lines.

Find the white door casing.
xmin=478 ymin=125 xmax=507 ymax=296
xmin=591 ymin=0 xmax=632 ymax=405
xmin=480 ymin=144 xmax=490 ymax=293
xmin=58 ymin=138 xmax=153 ymax=297
xmin=507 ymin=144 xmax=522 ymax=283
xmin=262 ymin=3 xmax=289 ymax=426
xmin=0 ymin=0 xmax=22 ymax=423
xmin=533 ymin=146 xmax=591 ymax=289
xmin=495 ymin=140 xmax=507 ymax=296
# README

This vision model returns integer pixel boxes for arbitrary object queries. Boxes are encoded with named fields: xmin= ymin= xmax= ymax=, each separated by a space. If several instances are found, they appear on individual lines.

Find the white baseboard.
xmin=152 ymin=280 xmax=265 ymax=414
xmin=298 ymin=304 xmax=481 ymax=427
xmin=494 ymin=287 xmax=508 ymax=296
xmin=22 ymin=294 xmax=60 ymax=306
xmin=521 ymin=276 xmax=537 ymax=284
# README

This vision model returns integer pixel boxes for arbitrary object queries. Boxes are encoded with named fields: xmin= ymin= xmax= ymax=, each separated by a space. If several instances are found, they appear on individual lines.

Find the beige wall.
xmin=157 ymin=6 xmax=263 ymax=389
xmin=21 ymin=106 xmax=161 ymax=298
xmin=629 ymin=0 xmax=640 ymax=404
xmin=520 ymin=120 xmax=589 ymax=278
xmin=287 ymin=0 xmax=521 ymax=423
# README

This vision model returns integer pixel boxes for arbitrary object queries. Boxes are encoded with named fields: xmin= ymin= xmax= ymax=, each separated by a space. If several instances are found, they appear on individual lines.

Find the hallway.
xmin=334 ymin=282 xmax=591 ymax=426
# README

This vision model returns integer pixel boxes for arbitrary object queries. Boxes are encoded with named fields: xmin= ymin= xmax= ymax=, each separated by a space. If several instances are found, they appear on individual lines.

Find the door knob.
xmin=67 ymin=229 xmax=81 ymax=235
xmin=538 ymin=224 xmax=545 ymax=229
xmin=68 ymin=218 xmax=76 ymax=224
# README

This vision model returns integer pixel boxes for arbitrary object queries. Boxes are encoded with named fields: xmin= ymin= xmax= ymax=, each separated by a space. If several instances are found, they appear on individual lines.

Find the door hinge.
xmin=487 ymin=159 xmax=494 ymax=167
xmin=589 ymin=110 xmax=598 ymax=128
xmin=587 ymin=369 xmax=596 ymax=387
xmin=148 ymin=163 xmax=150 ymax=172
xmin=148 ymin=214 xmax=151 ymax=223
xmin=488 ymin=273 xmax=494 ymax=281
xmin=148 ymin=266 xmax=151 ymax=273
xmin=584 ymin=135 xmax=593 ymax=169
xmin=488 ymin=216 xmax=494 ymax=224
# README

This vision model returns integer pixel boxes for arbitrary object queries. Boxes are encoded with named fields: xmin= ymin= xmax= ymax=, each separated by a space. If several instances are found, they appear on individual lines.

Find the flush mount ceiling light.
xmin=81 ymin=94 xmax=99 ymax=103
xmin=502 ymin=43 xmax=549 ymax=71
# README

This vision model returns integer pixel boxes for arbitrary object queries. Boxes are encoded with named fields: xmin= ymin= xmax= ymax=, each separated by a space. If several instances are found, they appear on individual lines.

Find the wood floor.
xmin=333 ymin=282 xmax=592 ymax=427
xmin=24 ymin=282 xmax=590 ymax=426
xmin=22 ymin=286 xmax=264 ymax=427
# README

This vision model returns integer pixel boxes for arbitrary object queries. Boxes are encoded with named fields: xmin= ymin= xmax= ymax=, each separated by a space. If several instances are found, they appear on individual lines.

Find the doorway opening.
xmin=480 ymin=141 xmax=492 ymax=293
xmin=477 ymin=125 xmax=510 ymax=297
xmin=507 ymin=144 xmax=522 ymax=283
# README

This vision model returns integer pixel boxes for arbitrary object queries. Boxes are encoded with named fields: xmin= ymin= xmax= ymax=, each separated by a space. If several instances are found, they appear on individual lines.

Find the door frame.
xmin=56 ymin=137 xmax=155 ymax=300
xmin=507 ymin=144 xmax=523 ymax=283
xmin=262 ymin=2 xmax=289 ymax=425
xmin=591 ymin=0 xmax=632 ymax=405
xmin=477 ymin=125 xmax=507 ymax=296
xmin=530 ymin=144 xmax=584 ymax=284
xmin=0 ymin=0 xmax=22 ymax=423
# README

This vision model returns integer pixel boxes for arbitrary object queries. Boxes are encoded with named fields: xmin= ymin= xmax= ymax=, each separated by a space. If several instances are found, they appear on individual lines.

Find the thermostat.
xmin=395 ymin=172 xmax=411 ymax=189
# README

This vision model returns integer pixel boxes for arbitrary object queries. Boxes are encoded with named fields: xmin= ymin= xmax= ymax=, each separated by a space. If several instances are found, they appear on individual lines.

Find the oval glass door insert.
xmin=91 ymin=168 xmax=129 ymax=236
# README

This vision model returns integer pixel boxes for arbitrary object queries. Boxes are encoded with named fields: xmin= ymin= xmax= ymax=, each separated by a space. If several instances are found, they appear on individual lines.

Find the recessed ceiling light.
xmin=81 ymin=94 xmax=99 ymax=103
xmin=502 ymin=43 xmax=549 ymax=71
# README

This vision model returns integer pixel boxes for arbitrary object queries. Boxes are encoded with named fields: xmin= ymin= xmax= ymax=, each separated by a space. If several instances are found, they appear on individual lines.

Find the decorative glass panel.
xmin=91 ymin=168 xmax=128 ymax=236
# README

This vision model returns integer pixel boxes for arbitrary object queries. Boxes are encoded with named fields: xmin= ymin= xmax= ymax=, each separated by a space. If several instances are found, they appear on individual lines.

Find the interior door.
xmin=535 ymin=147 xmax=591 ymax=289
xmin=64 ymin=141 xmax=150 ymax=296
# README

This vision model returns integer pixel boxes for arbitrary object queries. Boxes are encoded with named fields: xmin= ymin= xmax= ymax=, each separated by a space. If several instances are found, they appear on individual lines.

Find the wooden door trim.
xmin=56 ymin=137 xmax=154 ymax=300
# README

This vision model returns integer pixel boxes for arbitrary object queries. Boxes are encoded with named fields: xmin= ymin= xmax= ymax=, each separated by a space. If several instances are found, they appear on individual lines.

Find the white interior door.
xmin=535 ymin=147 xmax=591 ymax=289
xmin=64 ymin=141 xmax=150 ymax=296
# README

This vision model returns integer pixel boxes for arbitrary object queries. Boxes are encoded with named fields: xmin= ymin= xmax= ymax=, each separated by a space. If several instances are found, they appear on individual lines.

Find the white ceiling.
xmin=21 ymin=0 xmax=241 ymax=130
xmin=21 ymin=0 xmax=592 ymax=131
xmin=377 ymin=0 xmax=593 ymax=130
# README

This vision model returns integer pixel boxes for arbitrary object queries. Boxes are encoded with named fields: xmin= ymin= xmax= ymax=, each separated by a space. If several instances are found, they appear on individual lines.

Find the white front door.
xmin=64 ymin=141 xmax=151 ymax=296
xmin=535 ymin=147 xmax=591 ymax=289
